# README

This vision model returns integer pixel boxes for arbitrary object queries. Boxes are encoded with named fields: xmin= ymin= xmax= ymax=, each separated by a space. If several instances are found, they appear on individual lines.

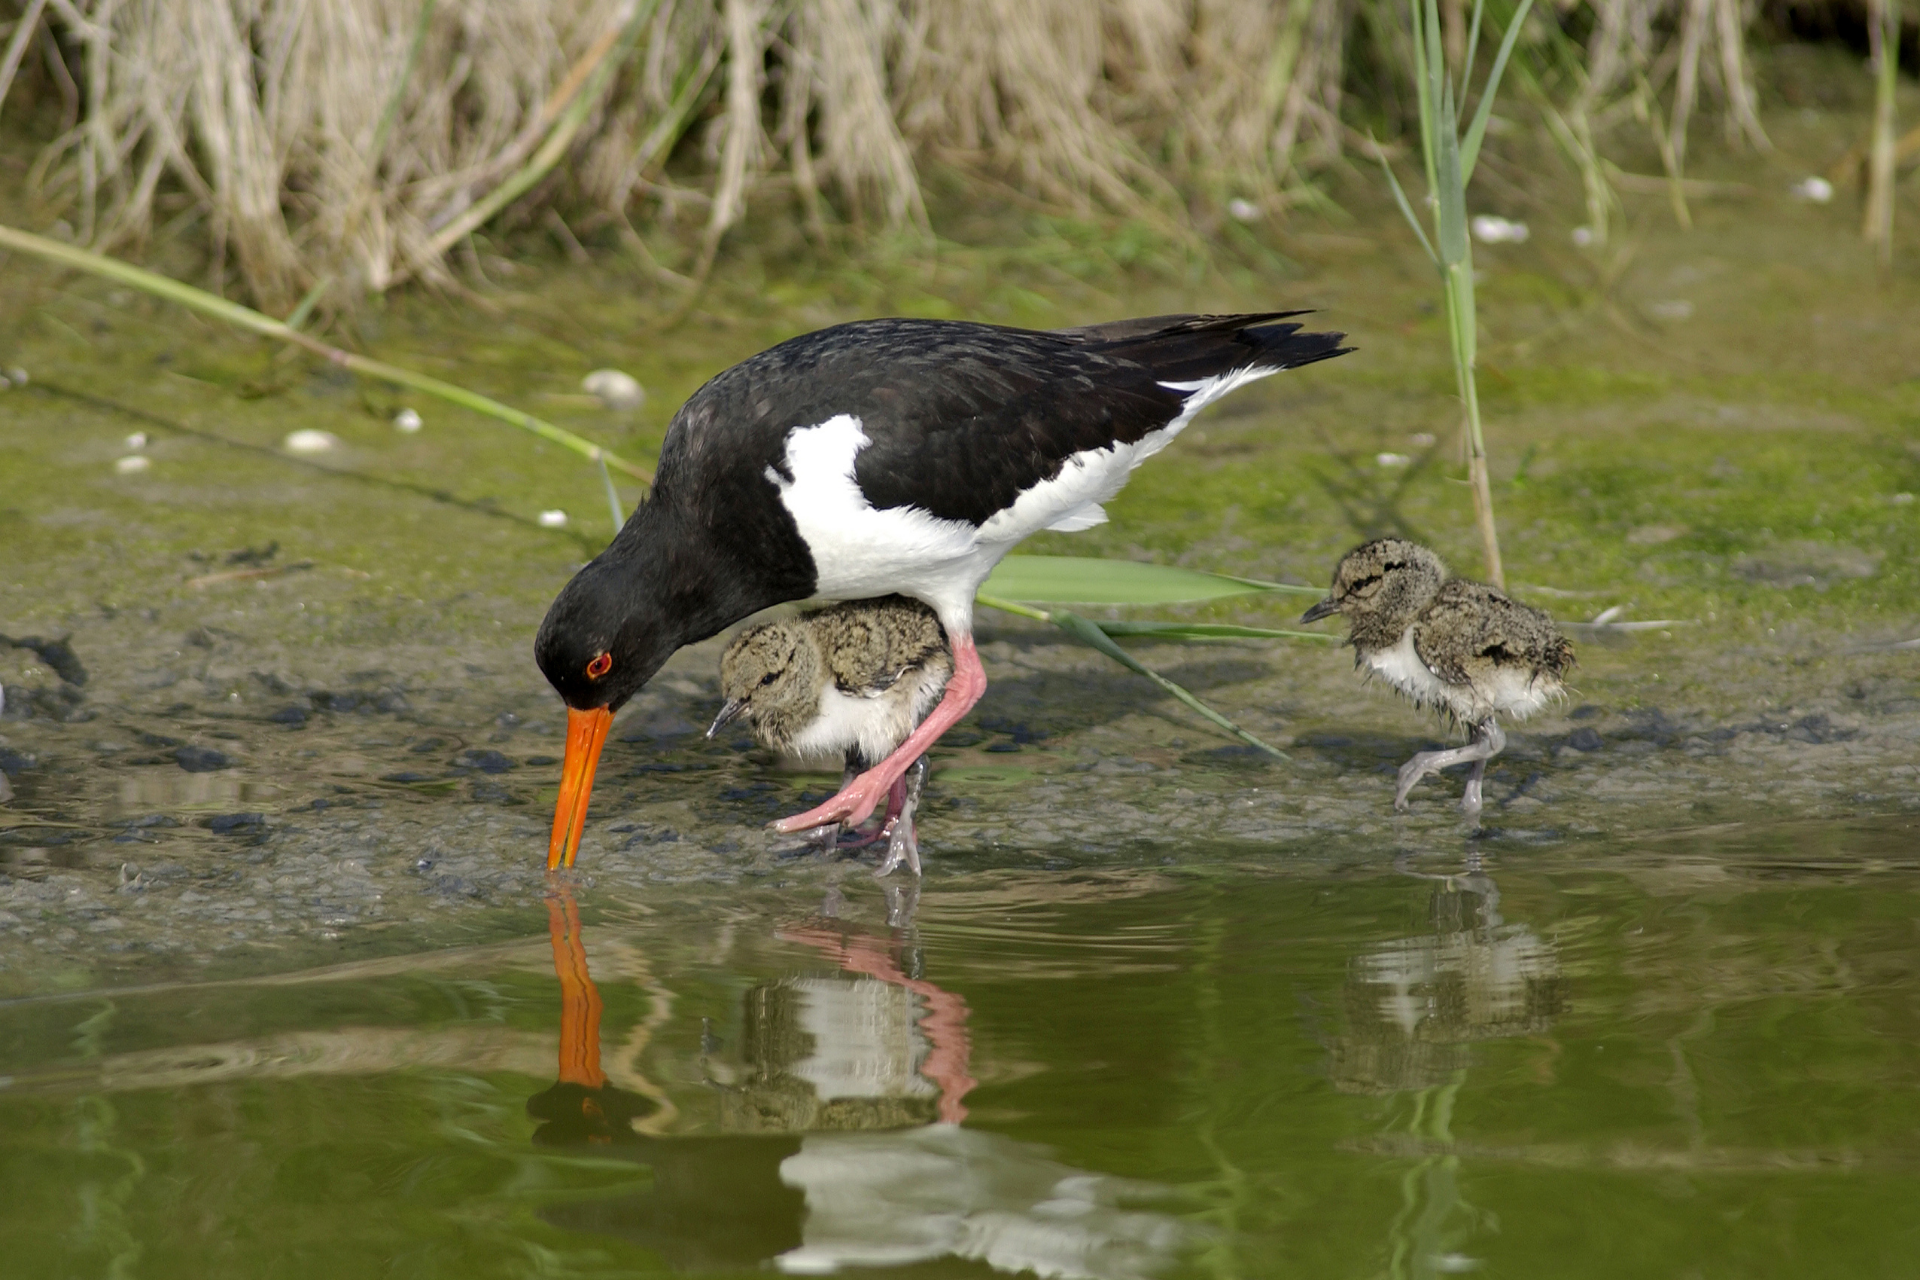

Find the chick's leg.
xmin=1395 ymin=719 xmax=1505 ymax=813
xmin=875 ymin=755 xmax=929 ymax=878
xmin=1458 ymin=721 xmax=1507 ymax=816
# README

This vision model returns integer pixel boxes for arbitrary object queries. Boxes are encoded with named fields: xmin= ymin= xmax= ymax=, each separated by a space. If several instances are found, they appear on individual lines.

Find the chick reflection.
xmin=1330 ymin=856 xmax=1563 ymax=1280
xmin=1329 ymin=855 xmax=1562 ymax=1095
xmin=531 ymin=885 xmax=1188 ymax=1278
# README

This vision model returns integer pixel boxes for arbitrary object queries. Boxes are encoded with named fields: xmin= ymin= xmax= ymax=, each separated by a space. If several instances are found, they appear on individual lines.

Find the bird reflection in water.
xmin=525 ymin=887 xmax=658 ymax=1145
xmin=1330 ymin=853 xmax=1563 ymax=1280
xmin=531 ymin=881 xmax=1188 ymax=1277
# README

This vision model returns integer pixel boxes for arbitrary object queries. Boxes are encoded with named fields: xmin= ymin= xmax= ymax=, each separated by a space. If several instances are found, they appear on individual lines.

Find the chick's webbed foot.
xmin=874 ymin=755 xmax=929 ymax=878
xmin=1394 ymin=720 xmax=1506 ymax=814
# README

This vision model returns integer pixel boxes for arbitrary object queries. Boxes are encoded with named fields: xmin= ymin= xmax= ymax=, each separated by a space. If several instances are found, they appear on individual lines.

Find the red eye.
xmin=585 ymin=652 xmax=612 ymax=679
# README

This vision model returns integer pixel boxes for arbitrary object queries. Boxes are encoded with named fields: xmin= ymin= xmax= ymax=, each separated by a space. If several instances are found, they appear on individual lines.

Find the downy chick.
xmin=1301 ymin=538 xmax=1574 ymax=814
xmin=711 ymin=596 xmax=951 ymax=875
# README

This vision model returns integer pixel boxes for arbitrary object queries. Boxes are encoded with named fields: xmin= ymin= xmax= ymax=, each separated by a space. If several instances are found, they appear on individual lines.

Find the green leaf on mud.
xmin=1047 ymin=610 xmax=1288 ymax=759
xmin=983 ymin=555 xmax=1319 ymax=605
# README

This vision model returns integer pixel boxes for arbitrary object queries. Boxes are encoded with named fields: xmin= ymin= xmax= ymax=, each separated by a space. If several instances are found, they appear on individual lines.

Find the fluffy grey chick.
xmin=1300 ymin=538 xmax=1575 ymax=814
xmin=711 ymin=596 xmax=951 ymax=875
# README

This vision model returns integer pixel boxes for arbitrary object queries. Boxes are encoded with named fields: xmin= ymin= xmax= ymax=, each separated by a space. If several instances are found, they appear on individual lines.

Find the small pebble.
xmin=114 ymin=455 xmax=151 ymax=474
xmin=125 ymin=431 xmax=148 ymax=450
xmin=1376 ymin=452 xmax=1411 ymax=468
xmin=1226 ymin=197 xmax=1261 ymax=223
xmin=1791 ymin=176 xmax=1834 ymax=204
xmin=5 ymin=368 xmax=26 ymax=386
xmin=1470 ymin=215 xmax=1529 ymax=245
xmin=283 ymin=429 xmax=341 ymax=454
xmin=1571 ymin=226 xmax=1596 ymax=247
xmin=538 ymin=509 xmax=569 ymax=528
xmin=393 ymin=408 xmax=423 ymax=433
xmin=582 ymin=368 xmax=644 ymax=411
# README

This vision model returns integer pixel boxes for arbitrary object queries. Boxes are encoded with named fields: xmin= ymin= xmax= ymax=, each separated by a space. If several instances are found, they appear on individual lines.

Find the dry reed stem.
xmin=0 ymin=0 xmax=51 ymax=125
xmin=15 ymin=1 xmax=1775 ymax=305
xmin=1863 ymin=0 xmax=1900 ymax=268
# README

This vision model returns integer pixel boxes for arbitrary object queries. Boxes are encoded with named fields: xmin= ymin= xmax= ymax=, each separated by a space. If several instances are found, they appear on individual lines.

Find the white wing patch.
xmin=1044 ymin=502 xmax=1108 ymax=532
xmin=768 ymin=415 xmax=988 ymax=631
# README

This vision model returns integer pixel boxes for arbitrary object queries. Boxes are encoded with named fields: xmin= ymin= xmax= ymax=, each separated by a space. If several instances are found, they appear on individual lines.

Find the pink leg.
xmin=774 ymin=632 xmax=986 ymax=834
xmin=824 ymin=777 xmax=906 ymax=852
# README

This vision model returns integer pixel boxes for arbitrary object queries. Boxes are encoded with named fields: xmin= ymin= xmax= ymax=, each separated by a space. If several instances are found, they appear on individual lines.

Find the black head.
xmin=534 ymin=556 xmax=674 ymax=713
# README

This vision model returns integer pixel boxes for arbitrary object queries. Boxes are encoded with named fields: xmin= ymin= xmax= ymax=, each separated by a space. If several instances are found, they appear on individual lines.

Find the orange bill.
xmin=548 ymin=705 xmax=613 ymax=869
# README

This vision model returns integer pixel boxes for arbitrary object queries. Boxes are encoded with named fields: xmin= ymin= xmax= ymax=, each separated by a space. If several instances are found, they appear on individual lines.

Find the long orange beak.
xmin=548 ymin=705 xmax=613 ymax=869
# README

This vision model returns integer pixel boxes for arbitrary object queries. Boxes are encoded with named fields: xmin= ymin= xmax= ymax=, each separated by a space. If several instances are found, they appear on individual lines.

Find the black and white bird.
xmin=708 ymin=596 xmax=950 ymax=876
xmin=1300 ymin=539 xmax=1575 ymax=815
xmin=537 ymin=313 xmax=1351 ymax=867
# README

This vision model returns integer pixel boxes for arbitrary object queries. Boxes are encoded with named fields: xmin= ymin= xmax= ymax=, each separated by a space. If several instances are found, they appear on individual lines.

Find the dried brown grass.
xmin=0 ymin=0 xmax=1785 ymax=308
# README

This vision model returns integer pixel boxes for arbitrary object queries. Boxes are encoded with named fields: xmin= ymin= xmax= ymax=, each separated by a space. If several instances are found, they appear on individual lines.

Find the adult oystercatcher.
xmin=1299 ymin=539 xmax=1574 ymax=814
xmin=710 ymin=596 xmax=952 ymax=876
xmin=538 ymin=312 xmax=1351 ymax=867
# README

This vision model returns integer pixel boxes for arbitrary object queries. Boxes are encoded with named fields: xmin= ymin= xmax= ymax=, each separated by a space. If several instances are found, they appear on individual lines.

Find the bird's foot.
xmin=1394 ymin=752 xmax=1444 ymax=810
xmin=1459 ymin=771 xmax=1486 ymax=817
xmin=774 ymin=769 xmax=893 ymax=834
xmin=874 ymin=820 xmax=921 ymax=878
xmin=829 ymin=818 xmax=890 ymax=852
xmin=774 ymin=633 xmax=984 ymax=835
xmin=1394 ymin=720 xmax=1505 ymax=812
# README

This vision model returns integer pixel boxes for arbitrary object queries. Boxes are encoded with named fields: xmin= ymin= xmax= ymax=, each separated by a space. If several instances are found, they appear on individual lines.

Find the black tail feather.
xmin=1061 ymin=311 xmax=1352 ymax=384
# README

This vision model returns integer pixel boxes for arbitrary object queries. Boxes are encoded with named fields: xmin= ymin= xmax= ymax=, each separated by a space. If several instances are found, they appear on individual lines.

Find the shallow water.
xmin=3 ymin=820 xmax=1917 ymax=1278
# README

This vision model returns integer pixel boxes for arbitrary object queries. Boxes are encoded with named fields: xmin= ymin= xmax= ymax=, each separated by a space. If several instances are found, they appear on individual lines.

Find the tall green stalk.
xmin=1377 ymin=0 xmax=1534 ymax=590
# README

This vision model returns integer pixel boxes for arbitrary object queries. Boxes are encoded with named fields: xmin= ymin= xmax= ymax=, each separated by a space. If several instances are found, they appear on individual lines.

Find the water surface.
xmin=3 ymin=817 xmax=1916 ymax=1278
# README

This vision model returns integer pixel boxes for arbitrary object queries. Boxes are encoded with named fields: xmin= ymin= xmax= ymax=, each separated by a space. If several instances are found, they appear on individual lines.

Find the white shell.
xmin=393 ymin=408 xmax=423 ymax=433
xmin=1470 ymin=215 xmax=1529 ymax=245
xmin=114 ymin=455 xmax=151 ymax=474
xmin=583 ymin=368 xmax=645 ymax=411
xmin=537 ymin=509 xmax=569 ymax=528
xmin=282 ymin=429 xmax=340 ymax=454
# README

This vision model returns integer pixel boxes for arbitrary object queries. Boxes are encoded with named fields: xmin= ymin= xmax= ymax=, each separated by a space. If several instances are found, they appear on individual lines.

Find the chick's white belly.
xmin=790 ymin=662 xmax=951 ymax=764
xmin=1366 ymin=629 xmax=1561 ymax=722
xmin=1365 ymin=631 xmax=1452 ymax=707
xmin=791 ymin=687 xmax=911 ymax=761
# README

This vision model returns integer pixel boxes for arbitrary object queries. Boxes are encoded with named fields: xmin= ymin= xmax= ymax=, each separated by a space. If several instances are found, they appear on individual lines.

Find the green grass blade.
xmin=1462 ymin=0 xmax=1486 ymax=98
xmin=598 ymin=455 xmax=625 ymax=533
xmin=0 ymin=221 xmax=653 ymax=483
xmin=1372 ymin=142 xmax=1441 ymax=266
xmin=1092 ymin=621 xmax=1340 ymax=643
xmin=1460 ymin=0 xmax=1538 ymax=185
xmin=1049 ymin=611 xmax=1287 ymax=759
xmin=982 ymin=555 xmax=1281 ymax=605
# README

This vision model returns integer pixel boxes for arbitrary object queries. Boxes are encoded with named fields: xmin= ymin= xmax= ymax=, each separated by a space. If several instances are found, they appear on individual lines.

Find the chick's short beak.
xmin=706 ymin=698 xmax=749 ymax=739
xmin=549 ymin=705 xmax=613 ymax=870
xmin=1299 ymin=596 xmax=1340 ymax=625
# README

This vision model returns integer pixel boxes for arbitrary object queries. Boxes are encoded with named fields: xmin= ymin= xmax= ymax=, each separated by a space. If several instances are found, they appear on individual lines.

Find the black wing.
xmin=655 ymin=315 xmax=1349 ymax=529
